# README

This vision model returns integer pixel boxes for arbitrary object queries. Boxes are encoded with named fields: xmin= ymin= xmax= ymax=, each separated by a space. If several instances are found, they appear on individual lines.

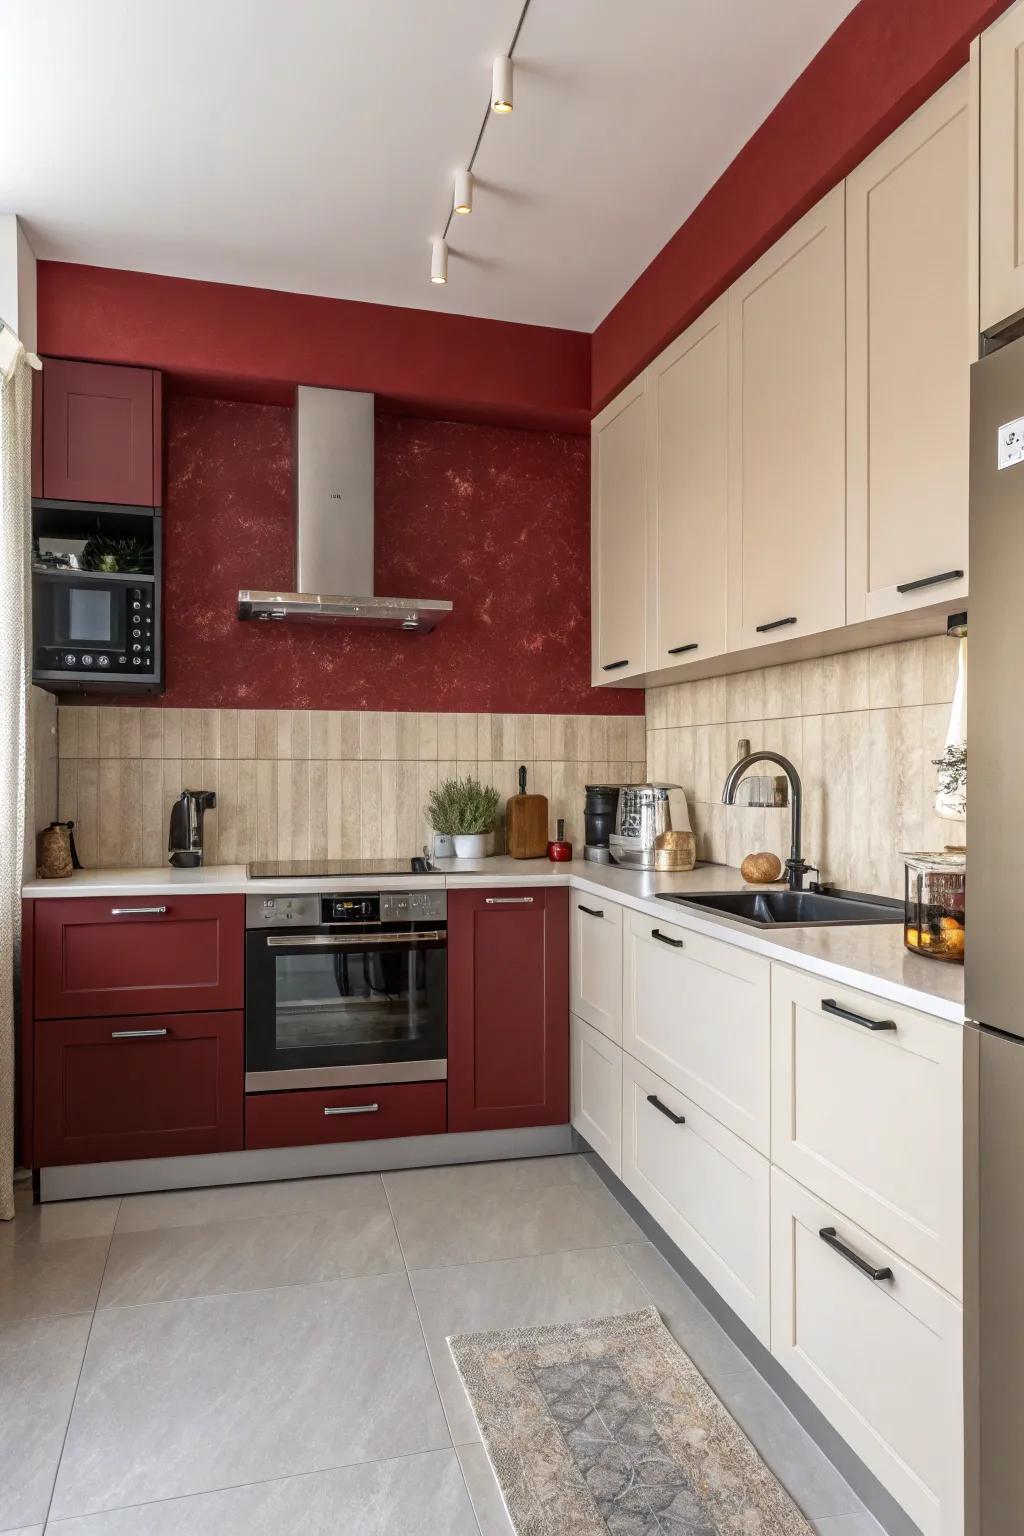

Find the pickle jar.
xmin=903 ymin=850 xmax=966 ymax=964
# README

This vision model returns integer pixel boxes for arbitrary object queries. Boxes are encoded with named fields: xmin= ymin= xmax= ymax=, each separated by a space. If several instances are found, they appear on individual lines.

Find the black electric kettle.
xmin=168 ymin=789 xmax=216 ymax=868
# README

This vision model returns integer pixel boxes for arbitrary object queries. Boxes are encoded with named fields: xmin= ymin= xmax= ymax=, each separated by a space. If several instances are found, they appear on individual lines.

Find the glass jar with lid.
xmin=903 ymin=849 xmax=966 ymax=963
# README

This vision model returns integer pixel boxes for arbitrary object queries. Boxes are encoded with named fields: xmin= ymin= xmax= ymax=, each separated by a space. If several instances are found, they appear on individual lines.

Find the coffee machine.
xmin=584 ymin=784 xmax=620 ymax=863
xmin=168 ymin=789 xmax=216 ymax=868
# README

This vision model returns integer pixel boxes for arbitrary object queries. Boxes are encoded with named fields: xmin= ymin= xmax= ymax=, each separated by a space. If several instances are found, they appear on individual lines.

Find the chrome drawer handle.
xmin=647 ymin=1093 xmax=685 ymax=1125
xmin=651 ymin=928 xmax=684 ymax=949
xmin=324 ymin=1103 xmax=379 ymax=1116
xmin=821 ymin=998 xmax=896 ymax=1032
xmin=819 ymin=1226 xmax=893 ymax=1282
xmin=110 ymin=1028 xmax=169 ymax=1039
xmin=110 ymin=906 xmax=168 ymax=916
xmin=578 ymin=904 xmax=604 ymax=918
xmin=485 ymin=896 xmax=535 ymax=905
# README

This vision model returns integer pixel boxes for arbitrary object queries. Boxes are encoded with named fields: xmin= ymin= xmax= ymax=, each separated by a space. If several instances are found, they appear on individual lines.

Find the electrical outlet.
xmin=998 ymin=416 xmax=1024 ymax=469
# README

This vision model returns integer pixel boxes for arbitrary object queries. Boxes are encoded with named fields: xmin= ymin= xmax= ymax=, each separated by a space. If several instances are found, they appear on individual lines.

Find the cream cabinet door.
xmin=727 ymin=186 xmax=846 ymax=651
xmin=569 ymin=892 xmax=623 ymax=1044
xmin=571 ymin=1014 xmax=622 ymax=1176
xmin=622 ymin=908 xmax=770 ymax=1153
xmin=847 ymin=70 xmax=970 ymax=622
xmin=622 ymin=1054 xmax=770 ymax=1342
xmin=591 ymin=374 xmax=647 ymax=684
xmin=770 ymin=965 xmax=963 ymax=1297
xmin=771 ymin=1170 xmax=963 ymax=1536
xmin=646 ymin=295 xmax=729 ymax=671
xmin=980 ymin=0 xmax=1024 ymax=334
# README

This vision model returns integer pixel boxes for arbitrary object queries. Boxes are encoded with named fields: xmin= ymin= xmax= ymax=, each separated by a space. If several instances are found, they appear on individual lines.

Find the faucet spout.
xmin=722 ymin=751 xmax=810 ymax=890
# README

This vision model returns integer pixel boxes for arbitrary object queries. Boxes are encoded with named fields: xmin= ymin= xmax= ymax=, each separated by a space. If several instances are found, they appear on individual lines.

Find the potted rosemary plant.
xmin=427 ymin=775 xmax=501 ymax=859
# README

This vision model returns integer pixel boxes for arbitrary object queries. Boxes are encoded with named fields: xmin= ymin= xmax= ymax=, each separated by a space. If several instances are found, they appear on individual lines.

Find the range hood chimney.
xmin=237 ymin=386 xmax=452 ymax=631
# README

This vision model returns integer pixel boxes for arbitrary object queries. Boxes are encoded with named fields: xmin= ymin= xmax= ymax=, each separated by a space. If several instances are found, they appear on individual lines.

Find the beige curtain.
xmin=0 ymin=343 xmax=32 ymax=1221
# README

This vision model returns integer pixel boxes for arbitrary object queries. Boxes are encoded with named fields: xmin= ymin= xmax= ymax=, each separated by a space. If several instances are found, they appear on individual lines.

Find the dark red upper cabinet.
xmin=447 ymin=886 xmax=569 ymax=1133
xmin=39 ymin=357 xmax=162 ymax=505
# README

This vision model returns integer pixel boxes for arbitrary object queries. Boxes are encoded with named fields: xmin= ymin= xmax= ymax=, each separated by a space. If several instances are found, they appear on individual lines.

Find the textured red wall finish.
xmin=151 ymin=397 xmax=641 ymax=715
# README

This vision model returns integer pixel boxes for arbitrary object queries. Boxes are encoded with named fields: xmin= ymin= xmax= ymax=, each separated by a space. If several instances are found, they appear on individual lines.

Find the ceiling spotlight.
xmin=492 ymin=56 xmax=513 ymax=114
xmin=453 ymin=168 xmax=474 ymax=215
xmin=431 ymin=238 xmax=449 ymax=285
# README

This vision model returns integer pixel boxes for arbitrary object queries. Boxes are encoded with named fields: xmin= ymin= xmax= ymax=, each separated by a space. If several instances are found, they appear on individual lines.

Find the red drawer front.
xmin=35 ymin=1010 xmax=244 ymax=1166
xmin=245 ymin=1081 xmax=447 ymax=1150
xmin=33 ymin=895 xmax=244 ymax=1018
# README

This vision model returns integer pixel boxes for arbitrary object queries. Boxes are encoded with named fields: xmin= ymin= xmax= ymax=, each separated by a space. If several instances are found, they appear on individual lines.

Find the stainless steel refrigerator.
xmin=966 ymin=333 xmax=1024 ymax=1535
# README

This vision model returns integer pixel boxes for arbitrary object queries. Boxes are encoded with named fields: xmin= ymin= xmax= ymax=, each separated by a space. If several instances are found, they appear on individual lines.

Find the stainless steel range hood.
xmin=237 ymin=386 xmax=452 ymax=632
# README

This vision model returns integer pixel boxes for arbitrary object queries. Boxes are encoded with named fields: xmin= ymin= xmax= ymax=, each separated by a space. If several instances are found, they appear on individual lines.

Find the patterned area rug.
xmin=448 ymin=1307 xmax=814 ymax=1535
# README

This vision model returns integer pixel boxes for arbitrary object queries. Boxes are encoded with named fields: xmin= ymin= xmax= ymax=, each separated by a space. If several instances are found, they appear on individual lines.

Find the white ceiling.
xmin=1 ymin=0 xmax=859 ymax=332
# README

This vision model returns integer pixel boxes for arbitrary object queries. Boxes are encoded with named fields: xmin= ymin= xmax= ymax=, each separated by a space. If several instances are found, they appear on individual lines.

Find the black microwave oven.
xmin=33 ymin=570 xmax=161 ymax=690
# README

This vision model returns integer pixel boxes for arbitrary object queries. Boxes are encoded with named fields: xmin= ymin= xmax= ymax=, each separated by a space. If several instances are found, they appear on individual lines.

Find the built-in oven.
xmin=244 ymin=889 xmax=447 ymax=1091
xmin=33 ymin=569 xmax=158 ymax=683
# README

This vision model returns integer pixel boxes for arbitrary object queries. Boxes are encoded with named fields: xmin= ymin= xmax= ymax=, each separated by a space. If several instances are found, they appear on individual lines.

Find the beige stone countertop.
xmin=22 ymin=856 xmax=964 ymax=1025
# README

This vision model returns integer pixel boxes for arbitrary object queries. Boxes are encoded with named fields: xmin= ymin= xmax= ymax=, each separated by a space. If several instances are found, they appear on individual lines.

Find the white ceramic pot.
xmin=432 ymin=833 xmax=455 ymax=859
xmin=453 ymin=832 xmax=491 ymax=859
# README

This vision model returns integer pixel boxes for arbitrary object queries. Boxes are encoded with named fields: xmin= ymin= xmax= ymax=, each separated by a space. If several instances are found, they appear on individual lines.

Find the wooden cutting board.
xmin=506 ymin=766 xmax=549 ymax=859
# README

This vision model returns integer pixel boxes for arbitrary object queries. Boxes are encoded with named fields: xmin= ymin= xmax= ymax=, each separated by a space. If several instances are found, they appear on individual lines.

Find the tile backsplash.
xmin=646 ymin=636 xmax=964 ymax=900
xmin=56 ymin=708 xmax=645 ymax=869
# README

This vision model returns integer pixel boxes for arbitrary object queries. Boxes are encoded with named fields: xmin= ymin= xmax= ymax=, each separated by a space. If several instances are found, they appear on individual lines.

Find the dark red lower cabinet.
xmin=34 ymin=1011 xmax=244 ymax=1166
xmin=245 ymin=1081 xmax=447 ymax=1149
xmin=446 ymin=886 xmax=569 ymax=1132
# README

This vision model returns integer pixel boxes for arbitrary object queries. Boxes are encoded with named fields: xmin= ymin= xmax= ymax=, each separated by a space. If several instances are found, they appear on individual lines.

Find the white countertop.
xmin=23 ymin=856 xmax=964 ymax=1025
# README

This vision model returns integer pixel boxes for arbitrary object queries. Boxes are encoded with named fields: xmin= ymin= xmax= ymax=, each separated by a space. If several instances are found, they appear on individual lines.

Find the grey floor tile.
xmin=51 ymin=1271 xmax=449 ymax=1520
xmin=812 ymin=1516 xmax=885 ymax=1535
xmin=617 ymin=1240 xmax=753 ymax=1386
xmin=456 ymin=1442 xmax=515 ymax=1536
xmin=0 ymin=1236 xmax=109 ymax=1324
xmin=20 ymin=1200 xmax=121 ymax=1244
xmin=114 ymin=1172 xmax=385 ymax=1233
xmin=713 ymin=1370 xmax=863 ymax=1522
xmin=0 ymin=1313 xmax=92 ymax=1529
xmin=383 ymin=1153 xmax=597 ymax=1203
xmin=98 ymin=1205 xmax=403 ymax=1307
xmin=46 ymin=1449 xmax=478 ymax=1534
xmin=3 ymin=1527 xmax=44 ymax=1535
xmin=388 ymin=1169 xmax=641 ymax=1269
xmin=409 ymin=1245 xmax=652 ymax=1445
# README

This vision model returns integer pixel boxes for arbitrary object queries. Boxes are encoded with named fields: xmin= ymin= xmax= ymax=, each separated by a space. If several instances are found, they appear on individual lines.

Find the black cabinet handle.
xmin=602 ymin=659 xmax=630 ymax=671
xmin=651 ymin=928 xmax=684 ymax=949
xmin=755 ymin=616 xmax=798 ymax=633
xmin=667 ymin=642 xmax=699 ymax=656
xmin=647 ymin=1093 xmax=685 ymax=1125
xmin=821 ymin=998 xmax=897 ymax=1032
xmin=819 ymin=1226 xmax=893 ymax=1282
xmin=896 ymin=569 xmax=964 ymax=594
xmin=579 ymin=904 xmax=604 ymax=918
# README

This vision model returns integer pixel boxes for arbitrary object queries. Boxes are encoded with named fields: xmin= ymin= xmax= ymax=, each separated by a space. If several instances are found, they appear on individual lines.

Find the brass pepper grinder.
xmin=37 ymin=821 xmax=82 ymax=879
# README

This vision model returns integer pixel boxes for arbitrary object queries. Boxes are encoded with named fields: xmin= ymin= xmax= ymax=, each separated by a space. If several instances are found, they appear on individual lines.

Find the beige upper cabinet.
xmin=727 ymin=186 xmax=847 ymax=653
xmin=980 ymin=0 xmax=1024 ymax=334
xmin=646 ymin=295 xmax=729 ymax=671
xmin=591 ymin=374 xmax=647 ymax=684
xmin=846 ymin=70 xmax=971 ymax=623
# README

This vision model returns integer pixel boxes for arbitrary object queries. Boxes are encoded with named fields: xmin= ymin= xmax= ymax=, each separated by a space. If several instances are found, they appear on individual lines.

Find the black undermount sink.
xmin=656 ymin=888 xmax=903 ymax=928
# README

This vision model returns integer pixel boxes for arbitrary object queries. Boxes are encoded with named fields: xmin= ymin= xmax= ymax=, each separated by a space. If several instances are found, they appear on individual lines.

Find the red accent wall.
xmin=592 ymin=0 xmax=1014 ymax=410
xmin=146 ymin=395 xmax=640 ymax=714
xmin=36 ymin=262 xmax=590 ymax=434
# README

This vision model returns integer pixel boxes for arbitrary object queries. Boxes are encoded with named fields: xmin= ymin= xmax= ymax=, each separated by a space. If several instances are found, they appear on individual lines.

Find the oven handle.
xmin=265 ymin=930 xmax=446 ymax=949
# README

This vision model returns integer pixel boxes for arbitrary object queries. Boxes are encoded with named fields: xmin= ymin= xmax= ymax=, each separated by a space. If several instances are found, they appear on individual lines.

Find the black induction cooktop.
xmin=246 ymin=857 xmax=441 ymax=879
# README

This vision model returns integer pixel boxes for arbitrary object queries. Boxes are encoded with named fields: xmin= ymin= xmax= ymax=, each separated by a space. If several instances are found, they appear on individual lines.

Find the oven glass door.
xmin=246 ymin=925 xmax=446 ymax=1085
